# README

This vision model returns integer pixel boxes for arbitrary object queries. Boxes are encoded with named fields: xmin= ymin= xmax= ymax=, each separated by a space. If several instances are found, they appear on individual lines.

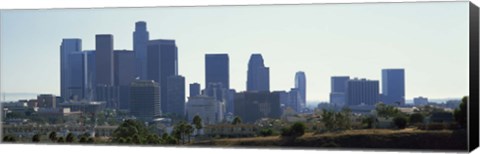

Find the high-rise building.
xmin=114 ymin=50 xmax=136 ymax=110
xmin=37 ymin=94 xmax=57 ymax=109
xmin=186 ymin=95 xmax=222 ymax=125
xmin=205 ymin=54 xmax=229 ymax=89
xmin=246 ymin=54 xmax=270 ymax=92
xmin=95 ymin=34 xmax=114 ymax=86
xmin=133 ymin=21 xmax=150 ymax=79
xmin=166 ymin=75 xmax=186 ymax=117
xmin=381 ymin=69 xmax=405 ymax=105
xmin=226 ymin=89 xmax=236 ymax=114
xmin=205 ymin=82 xmax=226 ymax=102
xmin=294 ymin=71 xmax=306 ymax=110
xmin=189 ymin=83 xmax=201 ymax=97
xmin=346 ymin=78 xmax=379 ymax=106
xmin=85 ymin=50 xmax=96 ymax=101
xmin=234 ymin=91 xmax=281 ymax=123
xmin=130 ymin=80 xmax=160 ymax=121
xmin=147 ymin=39 xmax=178 ymax=114
xmin=67 ymin=52 xmax=86 ymax=101
xmin=288 ymin=88 xmax=303 ymax=112
xmin=329 ymin=76 xmax=350 ymax=106
xmin=60 ymin=39 xmax=82 ymax=100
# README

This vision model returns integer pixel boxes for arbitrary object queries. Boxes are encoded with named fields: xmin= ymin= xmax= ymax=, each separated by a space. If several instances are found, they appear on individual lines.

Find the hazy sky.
xmin=0 ymin=2 xmax=470 ymax=102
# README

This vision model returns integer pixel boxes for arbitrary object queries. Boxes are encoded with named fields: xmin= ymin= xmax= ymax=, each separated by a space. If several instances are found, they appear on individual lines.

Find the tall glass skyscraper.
xmin=133 ymin=21 xmax=150 ymax=79
xmin=294 ymin=71 xmax=306 ymax=110
xmin=381 ymin=69 xmax=405 ymax=105
xmin=166 ymin=75 xmax=185 ymax=117
xmin=114 ymin=50 xmax=136 ymax=110
xmin=67 ymin=52 xmax=86 ymax=101
xmin=60 ymin=38 xmax=82 ymax=100
xmin=246 ymin=54 xmax=270 ymax=92
xmin=147 ymin=39 xmax=178 ymax=114
xmin=205 ymin=54 xmax=229 ymax=89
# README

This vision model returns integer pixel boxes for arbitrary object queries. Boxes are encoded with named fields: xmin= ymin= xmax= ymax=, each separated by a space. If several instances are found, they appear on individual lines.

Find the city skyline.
xmin=0 ymin=2 xmax=469 ymax=102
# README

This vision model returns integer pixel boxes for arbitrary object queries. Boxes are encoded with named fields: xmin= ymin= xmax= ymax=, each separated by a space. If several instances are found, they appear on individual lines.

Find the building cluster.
xmin=328 ymin=69 xmax=406 ymax=109
xmin=55 ymin=21 xmax=311 ymax=124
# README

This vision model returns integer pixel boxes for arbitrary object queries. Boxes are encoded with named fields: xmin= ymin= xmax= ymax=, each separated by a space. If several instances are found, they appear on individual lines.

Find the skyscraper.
xmin=60 ymin=39 xmax=82 ymax=100
xmin=147 ymin=39 xmax=178 ymax=114
xmin=346 ymin=78 xmax=379 ymax=106
xmin=189 ymin=83 xmax=201 ymax=97
xmin=130 ymin=80 xmax=160 ymax=122
xmin=329 ymin=76 xmax=350 ymax=106
xmin=95 ymin=34 xmax=116 ymax=108
xmin=246 ymin=54 xmax=270 ymax=92
xmin=288 ymin=88 xmax=302 ymax=112
xmin=67 ymin=52 xmax=86 ymax=101
xmin=114 ymin=50 xmax=136 ymax=110
xmin=381 ymin=69 xmax=405 ymax=105
xmin=294 ymin=71 xmax=306 ymax=110
xmin=85 ymin=50 xmax=96 ymax=101
xmin=133 ymin=21 xmax=150 ymax=79
xmin=205 ymin=54 xmax=229 ymax=89
xmin=166 ymin=75 xmax=186 ymax=117
xmin=95 ymin=34 xmax=114 ymax=86
xmin=187 ymin=95 xmax=222 ymax=125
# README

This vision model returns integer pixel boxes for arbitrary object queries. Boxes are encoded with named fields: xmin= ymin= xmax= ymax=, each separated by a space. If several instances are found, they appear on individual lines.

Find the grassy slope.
xmin=192 ymin=129 xmax=468 ymax=151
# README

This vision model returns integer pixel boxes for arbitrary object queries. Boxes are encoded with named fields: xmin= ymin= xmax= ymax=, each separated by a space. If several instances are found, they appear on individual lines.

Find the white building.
xmin=186 ymin=95 xmax=223 ymax=125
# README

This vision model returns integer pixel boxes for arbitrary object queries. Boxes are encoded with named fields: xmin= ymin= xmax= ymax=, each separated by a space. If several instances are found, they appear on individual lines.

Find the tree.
xmin=185 ymin=124 xmax=194 ymax=143
xmin=172 ymin=121 xmax=191 ymax=144
xmin=409 ymin=113 xmax=425 ymax=125
xmin=376 ymin=103 xmax=400 ymax=118
xmin=32 ymin=134 xmax=41 ymax=142
xmin=87 ymin=137 xmax=95 ymax=143
xmin=57 ymin=137 xmax=65 ymax=143
xmin=259 ymin=128 xmax=273 ymax=137
xmin=321 ymin=109 xmax=335 ymax=131
xmin=281 ymin=122 xmax=306 ymax=138
xmin=454 ymin=96 xmax=467 ymax=128
xmin=146 ymin=134 xmax=161 ymax=144
xmin=192 ymin=115 xmax=203 ymax=136
xmin=48 ymin=131 xmax=58 ymax=142
xmin=161 ymin=133 xmax=178 ymax=144
xmin=111 ymin=119 xmax=152 ymax=143
xmin=232 ymin=116 xmax=242 ymax=125
xmin=3 ymin=135 xmax=17 ymax=142
xmin=361 ymin=116 xmax=375 ymax=129
xmin=393 ymin=115 xmax=408 ymax=129
xmin=66 ymin=133 xmax=76 ymax=143
xmin=79 ymin=136 xmax=88 ymax=143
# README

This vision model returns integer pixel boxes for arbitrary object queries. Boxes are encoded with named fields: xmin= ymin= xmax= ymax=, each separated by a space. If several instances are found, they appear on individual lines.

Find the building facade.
xmin=186 ymin=95 xmax=223 ymax=125
xmin=60 ymin=39 xmax=82 ymax=101
xmin=329 ymin=76 xmax=350 ymax=106
xmin=130 ymin=80 xmax=161 ymax=121
xmin=246 ymin=54 xmax=270 ymax=92
xmin=294 ymin=71 xmax=306 ymax=110
xmin=346 ymin=78 xmax=379 ymax=106
xmin=147 ymin=39 xmax=178 ymax=114
xmin=381 ymin=69 xmax=405 ymax=105
xmin=234 ymin=91 xmax=281 ymax=123
xmin=189 ymin=83 xmax=201 ymax=97
xmin=166 ymin=75 xmax=186 ymax=117
xmin=133 ymin=21 xmax=150 ymax=80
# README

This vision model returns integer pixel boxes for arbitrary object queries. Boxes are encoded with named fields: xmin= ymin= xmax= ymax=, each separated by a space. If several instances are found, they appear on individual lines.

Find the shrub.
xmin=259 ymin=128 xmax=273 ymax=137
xmin=393 ymin=116 xmax=408 ymax=129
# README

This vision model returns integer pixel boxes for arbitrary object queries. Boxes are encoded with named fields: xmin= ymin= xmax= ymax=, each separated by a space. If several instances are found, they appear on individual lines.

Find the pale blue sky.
xmin=0 ymin=2 xmax=470 ymax=102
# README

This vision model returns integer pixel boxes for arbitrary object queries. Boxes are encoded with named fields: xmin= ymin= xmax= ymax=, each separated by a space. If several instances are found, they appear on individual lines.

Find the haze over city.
xmin=0 ymin=2 xmax=469 ymax=102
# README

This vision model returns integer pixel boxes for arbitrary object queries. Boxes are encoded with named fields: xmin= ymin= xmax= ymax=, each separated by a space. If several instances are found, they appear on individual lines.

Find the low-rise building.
xmin=203 ymin=124 xmax=258 ymax=138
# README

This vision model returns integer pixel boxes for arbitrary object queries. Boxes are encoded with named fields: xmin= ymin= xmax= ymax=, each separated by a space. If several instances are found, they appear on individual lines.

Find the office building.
xmin=205 ymin=54 xmax=229 ymax=89
xmin=130 ymin=80 xmax=161 ymax=121
xmin=288 ymin=88 xmax=302 ymax=112
xmin=226 ymin=89 xmax=236 ymax=114
xmin=187 ymin=95 xmax=223 ymax=124
xmin=133 ymin=21 xmax=150 ymax=79
xmin=95 ymin=34 xmax=116 ymax=108
xmin=329 ymin=76 xmax=350 ymax=106
xmin=147 ymin=39 xmax=178 ymax=114
xmin=246 ymin=54 xmax=270 ymax=92
xmin=67 ymin=52 xmax=86 ymax=101
xmin=114 ymin=50 xmax=136 ymax=110
xmin=413 ymin=96 xmax=429 ymax=106
xmin=382 ymin=69 xmax=405 ymax=105
xmin=189 ymin=83 xmax=201 ymax=97
xmin=60 ymin=39 xmax=82 ymax=100
xmin=294 ymin=71 xmax=306 ymax=110
xmin=234 ymin=91 xmax=281 ymax=123
xmin=85 ymin=50 xmax=96 ymax=101
xmin=346 ymin=78 xmax=379 ymax=106
xmin=37 ymin=94 xmax=57 ymax=109
xmin=166 ymin=75 xmax=186 ymax=117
